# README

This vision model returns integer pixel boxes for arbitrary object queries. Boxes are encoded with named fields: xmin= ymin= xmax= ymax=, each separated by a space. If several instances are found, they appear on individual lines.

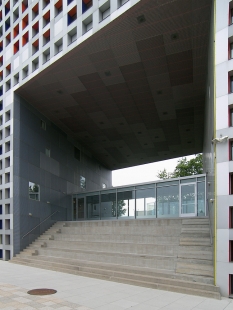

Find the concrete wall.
xmin=13 ymin=94 xmax=112 ymax=254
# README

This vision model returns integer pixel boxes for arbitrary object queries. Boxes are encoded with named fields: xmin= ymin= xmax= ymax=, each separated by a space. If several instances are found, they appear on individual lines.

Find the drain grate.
xmin=27 ymin=289 xmax=57 ymax=295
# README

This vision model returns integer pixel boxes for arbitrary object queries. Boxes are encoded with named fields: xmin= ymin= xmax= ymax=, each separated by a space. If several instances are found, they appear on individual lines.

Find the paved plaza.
xmin=0 ymin=261 xmax=233 ymax=310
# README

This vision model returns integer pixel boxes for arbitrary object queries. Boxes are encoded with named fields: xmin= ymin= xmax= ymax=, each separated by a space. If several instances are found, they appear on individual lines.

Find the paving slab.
xmin=0 ymin=261 xmax=232 ymax=309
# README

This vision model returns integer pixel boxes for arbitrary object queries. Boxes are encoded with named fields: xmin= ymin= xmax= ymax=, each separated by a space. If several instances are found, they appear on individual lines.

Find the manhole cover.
xmin=27 ymin=289 xmax=57 ymax=295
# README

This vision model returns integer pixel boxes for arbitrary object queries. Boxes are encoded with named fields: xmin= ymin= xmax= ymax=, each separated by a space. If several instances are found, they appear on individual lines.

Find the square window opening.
xmin=32 ymin=3 xmax=39 ymax=20
xmin=68 ymin=27 xmax=77 ymax=45
xmin=22 ymin=0 xmax=28 ymax=13
xmin=32 ymin=21 xmax=39 ymax=38
xmin=83 ymin=15 xmax=92 ymax=34
xmin=67 ymin=6 xmax=77 ymax=25
xmin=13 ymin=24 xmax=19 ymax=38
xmin=54 ymin=38 xmax=63 ymax=55
xmin=13 ymin=41 xmax=19 ymax=55
xmin=29 ymin=182 xmax=40 ymax=201
xmin=5 ymin=157 xmax=10 ymax=168
xmin=22 ymin=14 xmax=28 ymax=30
xmin=80 ymin=176 xmax=86 ymax=189
xmin=5 ymin=33 xmax=11 ymax=46
xmin=82 ymin=0 xmax=92 ymax=13
xmin=43 ymin=11 xmax=50 ymax=27
xmin=5 ymin=188 xmax=10 ymax=199
xmin=43 ymin=0 xmax=50 ymax=9
xmin=118 ymin=0 xmax=129 ymax=8
xmin=5 ymin=80 xmax=10 ymax=92
xmin=14 ymin=73 xmax=19 ymax=86
xmin=22 ymin=31 xmax=29 ymax=46
xmin=32 ymin=38 xmax=39 ymax=55
xmin=5 ymin=219 xmax=10 ymax=229
xmin=55 ymin=0 xmax=62 ymax=16
xmin=99 ymin=1 xmax=110 ymax=22
xmin=13 ymin=7 xmax=19 ymax=22
xmin=5 ymin=18 xmax=10 ymax=31
xmin=5 ymin=172 xmax=10 ymax=183
xmin=5 ymin=234 xmax=10 ymax=245
xmin=5 ymin=141 xmax=10 ymax=153
xmin=5 ymin=204 xmax=10 ymax=214
xmin=43 ymin=29 xmax=50 ymax=46
xmin=32 ymin=57 xmax=39 ymax=71
xmin=22 ymin=66 xmax=28 ymax=79
xmin=6 ymin=64 xmax=11 ymax=77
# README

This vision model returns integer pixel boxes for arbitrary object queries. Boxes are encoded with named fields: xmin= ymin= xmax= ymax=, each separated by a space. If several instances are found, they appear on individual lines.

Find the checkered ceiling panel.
xmin=17 ymin=0 xmax=212 ymax=169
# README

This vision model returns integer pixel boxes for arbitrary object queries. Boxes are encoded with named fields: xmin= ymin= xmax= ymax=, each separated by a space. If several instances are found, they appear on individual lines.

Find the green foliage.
xmin=112 ymin=200 xmax=127 ymax=217
xmin=157 ymin=154 xmax=203 ymax=180
xmin=118 ymin=200 xmax=126 ymax=216
xmin=157 ymin=168 xmax=172 ymax=180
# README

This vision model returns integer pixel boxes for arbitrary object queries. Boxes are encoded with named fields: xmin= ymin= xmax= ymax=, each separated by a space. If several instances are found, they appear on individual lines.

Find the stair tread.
xmin=11 ymin=219 xmax=218 ymax=299
xmin=10 ymin=256 xmax=216 ymax=290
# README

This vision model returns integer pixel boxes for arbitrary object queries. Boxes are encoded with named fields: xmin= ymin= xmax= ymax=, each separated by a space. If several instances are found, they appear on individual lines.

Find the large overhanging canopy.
xmin=16 ymin=0 xmax=212 ymax=169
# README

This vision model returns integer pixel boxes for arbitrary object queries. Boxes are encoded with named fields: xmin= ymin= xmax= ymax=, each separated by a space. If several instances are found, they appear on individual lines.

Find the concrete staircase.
xmin=10 ymin=218 xmax=220 ymax=299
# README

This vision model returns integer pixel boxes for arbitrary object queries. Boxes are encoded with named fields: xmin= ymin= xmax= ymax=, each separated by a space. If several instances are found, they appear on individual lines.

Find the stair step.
xmin=29 ymin=240 xmax=179 ymax=255
xmin=10 ymin=258 xmax=220 ymax=299
xmin=11 ymin=254 xmax=214 ymax=284
xmin=11 ymin=218 xmax=218 ymax=298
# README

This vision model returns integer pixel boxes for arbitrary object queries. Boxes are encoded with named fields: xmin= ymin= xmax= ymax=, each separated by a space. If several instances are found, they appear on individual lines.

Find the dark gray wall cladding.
xmin=13 ymin=94 xmax=112 ymax=254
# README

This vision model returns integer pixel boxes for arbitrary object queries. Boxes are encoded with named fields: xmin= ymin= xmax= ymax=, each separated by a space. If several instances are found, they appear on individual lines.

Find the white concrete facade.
xmin=216 ymin=0 xmax=233 ymax=297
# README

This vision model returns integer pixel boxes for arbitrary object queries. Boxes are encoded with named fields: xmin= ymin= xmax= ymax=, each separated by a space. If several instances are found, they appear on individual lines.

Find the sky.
xmin=112 ymin=155 xmax=195 ymax=187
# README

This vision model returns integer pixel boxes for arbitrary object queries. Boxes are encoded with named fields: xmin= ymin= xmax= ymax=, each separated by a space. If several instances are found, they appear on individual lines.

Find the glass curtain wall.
xmin=157 ymin=182 xmax=179 ymax=218
xmin=197 ymin=178 xmax=205 ymax=216
xmin=72 ymin=175 xmax=206 ymax=220
xmin=86 ymin=193 xmax=100 ymax=220
xmin=117 ymin=188 xmax=135 ymax=218
xmin=101 ymin=190 xmax=116 ymax=219
xmin=136 ymin=185 xmax=156 ymax=218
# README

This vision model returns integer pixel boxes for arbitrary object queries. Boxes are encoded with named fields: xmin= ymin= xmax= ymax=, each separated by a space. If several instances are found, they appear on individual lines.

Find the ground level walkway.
xmin=0 ymin=261 xmax=232 ymax=310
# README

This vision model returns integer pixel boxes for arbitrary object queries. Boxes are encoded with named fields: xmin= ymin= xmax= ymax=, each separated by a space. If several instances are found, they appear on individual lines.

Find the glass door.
xmin=180 ymin=183 xmax=196 ymax=217
xmin=77 ymin=197 xmax=85 ymax=220
xmin=73 ymin=197 xmax=77 ymax=220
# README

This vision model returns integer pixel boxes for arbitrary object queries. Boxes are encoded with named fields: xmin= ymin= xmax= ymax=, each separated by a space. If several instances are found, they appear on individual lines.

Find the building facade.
xmin=1 ymin=0 xmax=232 ymax=298
xmin=215 ymin=0 xmax=233 ymax=297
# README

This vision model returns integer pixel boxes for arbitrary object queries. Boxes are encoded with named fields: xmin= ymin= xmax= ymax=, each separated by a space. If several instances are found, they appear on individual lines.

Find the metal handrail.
xmin=206 ymin=199 xmax=213 ymax=245
xmin=22 ymin=210 xmax=60 ymax=239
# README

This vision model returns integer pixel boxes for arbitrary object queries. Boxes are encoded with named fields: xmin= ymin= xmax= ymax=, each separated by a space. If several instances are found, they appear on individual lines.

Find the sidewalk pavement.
xmin=0 ymin=261 xmax=233 ymax=310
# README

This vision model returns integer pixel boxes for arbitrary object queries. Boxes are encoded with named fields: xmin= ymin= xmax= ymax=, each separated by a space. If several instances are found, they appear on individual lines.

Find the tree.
xmin=157 ymin=168 xmax=173 ymax=180
xmin=112 ymin=200 xmax=127 ymax=217
xmin=157 ymin=154 xmax=203 ymax=180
